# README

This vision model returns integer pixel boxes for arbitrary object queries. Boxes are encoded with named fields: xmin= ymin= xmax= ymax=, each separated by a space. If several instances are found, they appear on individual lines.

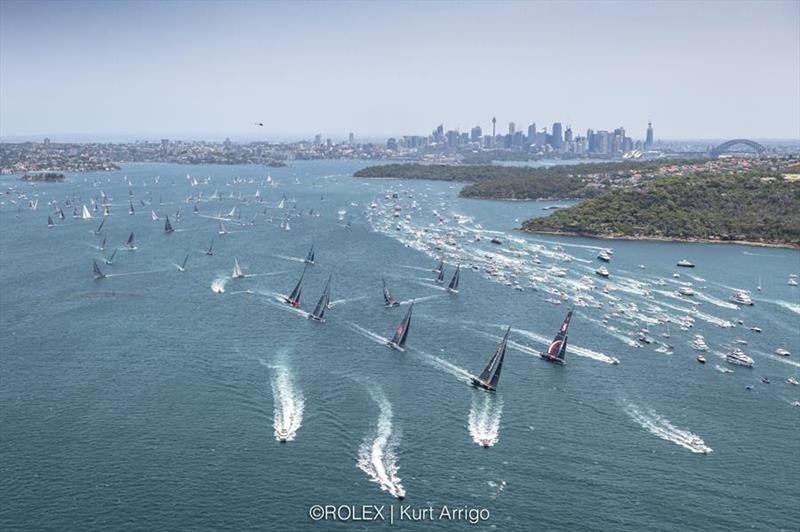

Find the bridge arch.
xmin=711 ymin=139 xmax=766 ymax=156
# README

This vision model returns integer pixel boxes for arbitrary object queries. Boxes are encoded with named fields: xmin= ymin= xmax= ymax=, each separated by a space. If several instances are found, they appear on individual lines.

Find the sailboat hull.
xmin=386 ymin=342 xmax=405 ymax=352
xmin=307 ymin=315 xmax=325 ymax=323
xmin=384 ymin=302 xmax=400 ymax=308
xmin=470 ymin=378 xmax=496 ymax=392
xmin=540 ymin=353 xmax=566 ymax=365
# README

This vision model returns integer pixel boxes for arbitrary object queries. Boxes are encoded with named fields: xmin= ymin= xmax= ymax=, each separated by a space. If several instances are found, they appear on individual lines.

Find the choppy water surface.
xmin=1 ymin=160 xmax=798 ymax=531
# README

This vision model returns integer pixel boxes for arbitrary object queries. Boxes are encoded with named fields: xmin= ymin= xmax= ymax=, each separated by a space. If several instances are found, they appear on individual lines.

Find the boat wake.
xmin=272 ymin=254 xmax=306 ymax=263
xmin=357 ymin=383 xmax=405 ymax=499
xmin=625 ymin=403 xmax=712 ymax=454
xmin=695 ymin=292 xmax=739 ymax=310
xmin=758 ymin=298 xmax=800 ymax=315
xmin=328 ymin=295 xmax=367 ymax=308
xmin=344 ymin=321 xmax=390 ymax=346
xmin=467 ymin=393 xmax=503 ymax=447
xmin=211 ymin=277 xmax=229 ymax=294
xmin=269 ymin=364 xmax=305 ymax=442
xmin=398 ymin=294 xmax=445 ymax=305
xmin=105 ymin=268 xmax=169 ymax=278
xmin=407 ymin=347 xmax=474 ymax=384
xmin=513 ymin=327 xmax=619 ymax=365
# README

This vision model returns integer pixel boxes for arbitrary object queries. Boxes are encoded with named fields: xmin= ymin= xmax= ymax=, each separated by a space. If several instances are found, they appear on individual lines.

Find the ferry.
xmin=726 ymin=349 xmax=754 ymax=368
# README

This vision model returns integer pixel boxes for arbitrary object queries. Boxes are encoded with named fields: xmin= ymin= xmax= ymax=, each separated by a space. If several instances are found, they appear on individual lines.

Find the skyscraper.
xmin=348 ymin=132 xmax=354 ymax=146
xmin=470 ymin=126 xmax=482 ymax=141
xmin=645 ymin=121 xmax=654 ymax=149
xmin=492 ymin=116 xmax=496 ymax=138
xmin=551 ymin=122 xmax=563 ymax=150
xmin=508 ymin=122 xmax=516 ymax=135
xmin=527 ymin=123 xmax=536 ymax=145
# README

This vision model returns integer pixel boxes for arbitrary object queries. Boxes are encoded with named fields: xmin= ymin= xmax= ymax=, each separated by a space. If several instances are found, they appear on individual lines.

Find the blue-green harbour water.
xmin=1 ymin=160 xmax=798 ymax=531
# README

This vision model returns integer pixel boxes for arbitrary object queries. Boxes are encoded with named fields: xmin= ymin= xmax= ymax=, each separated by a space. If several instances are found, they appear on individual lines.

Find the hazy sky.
xmin=1 ymin=0 xmax=798 ymax=141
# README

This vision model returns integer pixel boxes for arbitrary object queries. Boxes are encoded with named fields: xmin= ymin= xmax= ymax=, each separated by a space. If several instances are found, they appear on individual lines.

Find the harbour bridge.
xmin=710 ymin=139 xmax=766 ymax=157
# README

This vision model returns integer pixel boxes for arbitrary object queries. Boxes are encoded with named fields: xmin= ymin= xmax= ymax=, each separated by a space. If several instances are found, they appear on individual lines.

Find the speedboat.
xmin=726 ymin=349 xmax=754 ymax=368
xmin=691 ymin=335 xmax=708 ymax=351
xmin=479 ymin=438 xmax=493 ymax=448
xmin=597 ymin=250 xmax=611 ymax=262
xmin=688 ymin=437 xmax=709 ymax=454
xmin=750 ymin=326 xmax=762 ymax=333
xmin=786 ymin=377 xmax=799 ymax=386
xmin=276 ymin=428 xmax=290 ymax=443
xmin=789 ymin=275 xmax=798 ymax=286
xmin=730 ymin=290 xmax=753 ymax=306
xmin=775 ymin=347 xmax=791 ymax=357
xmin=677 ymin=259 xmax=695 ymax=268
xmin=761 ymin=377 xmax=770 ymax=384
xmin=697 ymin=355 xmax=706 ymax=364
xmin=595 ymin=266 xmax=609 ymax=278
xmin=678 ymin=286 xmax=695 ymax=297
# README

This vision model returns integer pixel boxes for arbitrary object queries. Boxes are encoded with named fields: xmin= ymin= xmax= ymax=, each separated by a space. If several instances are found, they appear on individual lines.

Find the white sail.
xmin=232 ymin=258 xmax=244 ymax=278
xmin=81 ymin=205 xmax=92 ymax=220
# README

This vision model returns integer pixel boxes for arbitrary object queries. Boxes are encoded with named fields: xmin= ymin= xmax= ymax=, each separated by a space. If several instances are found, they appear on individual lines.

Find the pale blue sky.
xmin=1 ymin=0 xmax=798 ymax=141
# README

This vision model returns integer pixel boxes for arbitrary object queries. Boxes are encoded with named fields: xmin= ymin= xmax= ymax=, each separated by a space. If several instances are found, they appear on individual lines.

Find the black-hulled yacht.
xmin=447 ymin=265 xmax=460 ymax=293
xmin=540 ymin=308 xmax=573 ymax=365
xmin=283 ymin=264 xmax=307 ymax=308
xmin=471 ymin=327 xmax=510 ymax=392
xmin=382 ymin=279 xmax=400 ymax=307
xmin=309 ymin=276 xmax=331 ymax=322
xmin=387 ymin=302 xmax=413 ymax=351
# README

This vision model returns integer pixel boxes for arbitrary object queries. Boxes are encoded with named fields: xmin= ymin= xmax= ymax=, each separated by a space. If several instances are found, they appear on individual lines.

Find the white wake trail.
xmin=626 ymin=403 xmax=712 ymax=454
xmin=468 ymin=393 xmax=504 ymax=448
xmin=695 ymin=292 xmax=739 ymax=310
xmin=269 ymin=365 xmax=305 ymax=442
xmin=357 ymin=383 xmax=405 ymax=499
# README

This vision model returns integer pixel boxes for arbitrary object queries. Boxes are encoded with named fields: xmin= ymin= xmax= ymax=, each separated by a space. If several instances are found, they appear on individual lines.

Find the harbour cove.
xmin=1 ymin=160 xmax=798 ymax=531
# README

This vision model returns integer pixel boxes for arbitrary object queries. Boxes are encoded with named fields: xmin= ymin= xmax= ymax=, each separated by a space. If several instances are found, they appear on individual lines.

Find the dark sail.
xmin=95 ymin=219 xmax=105 ymax=234
xmin=58 ymin=208 xmax=65 ymax=220
xmin=126 ymin=232 xmax=135 ymax=248
xmin=193 ymin=204 xmax=199 ymax=213
xmin=180 ymin=254 xmax=189 ymax=270
xmin=434 ymin=258 xmax=443 ymax=273
xmin=436 ymin=266 xmax=445 ymax=283
xmin=100 ymin=236 xmax=106 ymax=251
xmin=389 ymin=303 xmax=413 ymax=349
xmin=206 ymin=239 xmax=214 ymax=255
xmin=129 ymin=200 xmax=135 ymax=215
xmin=93 ymin=260 xmax=106 ymax=279
xmin=383 ymin=279 xmax=399 ymax=307
xmin=305 ymin=246 xmax=315 ymax=264
xmin=164 ymin=215 xmax=174 ymax=234
xmin=474 ymin=327 xmax=511 ymax=390
xmin=286 ymin=264 xmax=307 ymax=306
xmin=447 ymin=265 xmax=460 ymax=292
xmin=47 ymin=215 xmax=54 ymax=227
xmin=310 ymin=276 xmax=331 ymax=321
xmin=542 ymin=308 xmax=573 ymax=363
xmin=106 ymin=248 xmax=117 ymax=264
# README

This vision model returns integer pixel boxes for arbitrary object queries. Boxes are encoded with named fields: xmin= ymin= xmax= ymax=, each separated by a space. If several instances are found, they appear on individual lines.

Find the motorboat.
xmin=775 ymin=347 xmax=791 ymax=357
xmin=786 ymin=377 xmax=799 ymax=386
xmin=730 ymin=290 xmax=753 ymax=306
xmin=697 ymin=355 xmax=706 ymax=364
xmin=595 ymin=266 xmax=609 ymax=278
xmin=691 ymin=335 xmax=708 ymax=351
xmin=677 ymin=259 xmax=695 ymax=268
xmin=726 ymin=349 xmax=754 ymax=368
xmin=678 ymin=286 xmax=695 ymax=297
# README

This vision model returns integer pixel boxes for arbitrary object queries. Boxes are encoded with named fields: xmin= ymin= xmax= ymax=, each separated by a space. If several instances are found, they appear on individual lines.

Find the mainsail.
xmin=305 ymin=246 xmax=315 ymax=265
xmin=206 ymin=239 xmax=214 ymax=256
xmin=47 ymin=215 xmax=55 ymax=228
xmin=309 ymin=276 xmax=331 ymax=322
xmin=81 ymin=205 xmax=92 ymax=220
xmin=382 ymin=278 xmax=399 ymax=307
xmin=126 ymin=232 xmax=136 ymax=249
xmin=541 ymin=308 xmax=573 ymax=364
xmin=447 ymin=265 xmax=460 ymax=293
xmin=164 ymin=215 xmax=174 ymax=234
xmin=105 ymin=248 xmax=117 ymax=265
xmin=232 ymin=258 xmax=244 ymax=278
xmin=92 ymin=260 xmax=106 ymax=280
xmin=436 ymin=266 xmax=445 ymax=283
xmin=285 ymin=264 xmax=307 ymax=307
xmin=95 ymin=219 xmax=105 ymax=235
xmin=388 ymin=302 xmax=413 ymax=350
xmin=434 ymin=258 xmax=444 ymax=273
xmin=179 ymin=254 xmax=189 ymax=272
xmin=472 ymin=327 xmax=511 ymax=391
xmin=128 ymin=200 xmax=135 ymax=215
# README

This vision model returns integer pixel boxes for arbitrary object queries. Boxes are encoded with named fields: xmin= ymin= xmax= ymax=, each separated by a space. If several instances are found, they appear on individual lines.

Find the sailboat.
xmin=382 ymin=279 xmax=400 ymax=307
xmin=540 ymin=308 xmax=573 ymax=365
xmin=218 ymin=221 xmax=227 ymax=235
xmin=447 ymin=265 xmax=460 ymax=293
xmin=434 ymin=258 xmax=444 ymax=273
xmin=58 ymin=208 xmax=65 ymax=220
xmin=125 ymin=232 xmax=137 ymax=250
xmin=47 ymin=215 xmax=55 ymax=228
xmin=277 ymin=194 xmax=286 ymax=209
xmin=128 ymin=200 xmax=135 ymax=215
xmin=308 ymin=276 xmax=332 ymax=322
xmin=92 ymin=260 xmax=106 ymax=280
xmin=81 ymin=204 xmax=92 ymax=220
xmin=283 ymin=264 xmax=307 ymax=308
xmin=305 ymin=246 xmax=315 ymax=265
xmin=206 ymin=239 xmax=214 ymax=256
xmin=757 ymin=276 xmax=762 ymax=292
xmin=104 ymin=248 xmax=117 ymax=265
xmin=232 ymin=258 xmax=245 ymax=279
xmin=103 ymin=205 xmax=110 ymax=217
xmin=151 ymin=210 xmax=160 ymax=221
xmin=177 ymin=254 xmax=189 ymax=272
xmin=193 ymin=204 xmax=199 ymax=214
xmin=99 ymin=236 xmax=106 ymax=252
xmin=164 ymin=215 xmax=174 ymax=234
xmin=94 ymin=219 xmax=105 ymax=235
xmin=436 ymin=266 xmax=445 ymax=283
xmin=386 ymin=302 xmax=413 ymax=352
xmin=471 ymin=327 xmax=511 ymax=392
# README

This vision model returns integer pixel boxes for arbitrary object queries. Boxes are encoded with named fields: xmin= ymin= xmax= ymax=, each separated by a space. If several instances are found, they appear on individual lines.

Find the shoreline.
xmin=520 ymin=229 xmax=800 ymax=250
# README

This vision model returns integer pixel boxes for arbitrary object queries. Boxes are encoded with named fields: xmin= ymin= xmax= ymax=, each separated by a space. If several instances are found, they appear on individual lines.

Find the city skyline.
xmin=1 ymin=0 xmax=799 ymax=140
